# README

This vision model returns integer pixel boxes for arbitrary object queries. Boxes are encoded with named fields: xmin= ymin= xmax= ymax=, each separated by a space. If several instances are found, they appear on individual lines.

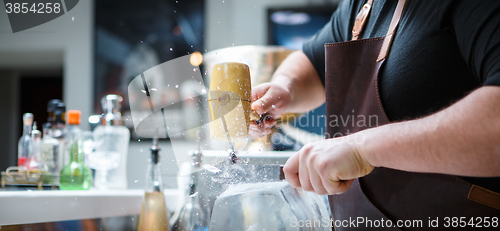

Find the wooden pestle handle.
xmin=209 ymin=62 xmax=252 ymax=141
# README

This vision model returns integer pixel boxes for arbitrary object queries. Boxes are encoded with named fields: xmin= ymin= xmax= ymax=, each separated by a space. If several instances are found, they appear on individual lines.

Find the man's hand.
xmin=249 ymin=82 xmax=291 ymax=139
xmin=247 ymin=51 xmax=325 ymax=139
xmin=283 ymin=136 xmax=374 ymax=195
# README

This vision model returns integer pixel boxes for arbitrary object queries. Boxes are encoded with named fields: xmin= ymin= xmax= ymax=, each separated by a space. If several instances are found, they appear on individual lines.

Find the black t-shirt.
xmin=303 ymin=0 xmax=500 ymax=192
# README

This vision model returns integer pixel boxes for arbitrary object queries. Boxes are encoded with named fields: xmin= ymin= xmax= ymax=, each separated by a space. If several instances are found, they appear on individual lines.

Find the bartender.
xmin=250 ymin=0 xmax=500 ymax=229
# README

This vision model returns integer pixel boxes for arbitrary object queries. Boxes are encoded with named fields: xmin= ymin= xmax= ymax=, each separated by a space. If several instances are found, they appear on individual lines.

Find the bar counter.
xmin=0 ymin=189 xmax=179 ymax=226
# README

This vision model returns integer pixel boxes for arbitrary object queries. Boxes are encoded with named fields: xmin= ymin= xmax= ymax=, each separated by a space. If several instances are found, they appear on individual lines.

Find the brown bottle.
xmin=138 ymin=136 xmax=169 ymax=231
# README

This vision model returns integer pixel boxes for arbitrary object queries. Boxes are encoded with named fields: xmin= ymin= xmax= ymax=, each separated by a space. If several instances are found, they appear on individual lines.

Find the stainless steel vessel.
xmin=172 ymin=150 xmax=294 ymax=230
xmin=209 ymin=181 xmax=331 ymax=231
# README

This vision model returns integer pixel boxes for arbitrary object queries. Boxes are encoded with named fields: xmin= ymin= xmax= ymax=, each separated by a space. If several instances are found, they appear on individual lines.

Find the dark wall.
xmin=19 ymin=76 xmax=63 ymax=138
xmin=0 ymin=70 xmax=17 ymax=171
xmin=0 ymin=70 xmax=62 ymax=172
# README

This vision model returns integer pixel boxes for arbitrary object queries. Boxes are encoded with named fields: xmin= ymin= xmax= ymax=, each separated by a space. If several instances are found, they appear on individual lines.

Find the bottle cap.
xmin=32 ymin=122 xmax=41 ymax=138
xmin=23 ymin=113 xmax=34 ymax=126
xmin=101 ymin=94 xmax=123 ymax=112
xmin=67 ymin=110 xmax=81 ymax=125
xmin=55 ymin=102 xmax=66 ymax=110
xmin=101 ymin=94 xmax=123 ymax=126
xmin=47 ymin=99 xmax=62 ymax=112
xmin=42 ymin=122 xmax=51 ymax=134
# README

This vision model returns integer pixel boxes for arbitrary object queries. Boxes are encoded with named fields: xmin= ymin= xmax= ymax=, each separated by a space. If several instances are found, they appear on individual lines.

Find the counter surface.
xmin=0 ymin=189 xmax=178 ymax=226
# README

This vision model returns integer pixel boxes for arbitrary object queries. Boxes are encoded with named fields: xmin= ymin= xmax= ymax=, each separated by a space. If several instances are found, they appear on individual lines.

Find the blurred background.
xmin=0 ymin=0 xmax=339 ymax=190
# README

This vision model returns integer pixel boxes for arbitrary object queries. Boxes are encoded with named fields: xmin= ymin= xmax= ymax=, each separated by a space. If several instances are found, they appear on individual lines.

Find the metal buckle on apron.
xmin=352 ymin=0 xmax=374 ymax=41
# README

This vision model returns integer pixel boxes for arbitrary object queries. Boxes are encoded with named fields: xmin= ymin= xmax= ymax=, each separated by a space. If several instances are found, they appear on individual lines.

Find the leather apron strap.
xmin=351 ymin=0 xmax=373 ymax=41
xmin=377 ymin=0 xmax=406 ymax=61
xmin=351 ymin=0 xmax=407 ymax=61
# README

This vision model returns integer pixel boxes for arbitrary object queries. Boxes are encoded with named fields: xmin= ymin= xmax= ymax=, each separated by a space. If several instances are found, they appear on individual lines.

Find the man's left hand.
xmin=283 ymin=136 xmax=374 ymax=195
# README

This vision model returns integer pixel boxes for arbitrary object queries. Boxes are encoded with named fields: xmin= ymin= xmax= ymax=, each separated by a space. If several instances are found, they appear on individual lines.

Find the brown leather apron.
xmin=325 ymin=0 xmax=500 ymax=230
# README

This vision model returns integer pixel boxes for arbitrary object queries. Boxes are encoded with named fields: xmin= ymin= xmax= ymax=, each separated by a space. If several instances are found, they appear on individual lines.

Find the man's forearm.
xmin=271 ymin=51 xmax=325 ymax=113
xmin=358 ymin=86 xmax=500 ymax=177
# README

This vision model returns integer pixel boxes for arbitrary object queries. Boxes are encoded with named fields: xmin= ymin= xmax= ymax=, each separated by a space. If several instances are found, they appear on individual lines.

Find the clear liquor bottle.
xmin=52 ymin=102 xmax=66 ymax=139
xmin=46 ymin=99 xmax=61 ymax=126
xmin=177 ymin=183 xmax=207 ymax=231
xmin=52 ymin=102 xmax=66 ymax=169
xmin=18 ymin=113 xmax=34 ymax=166
xmin=40 ymin=99 xmax=62 ymax=173
xmin=91 ymin=94 xmax=130 ymax=189
xmin=138 ymin=137 xmax=170 ymax=231
xmin=23 ymin=122 xmax=48 ymax=172
xmin=41 ymin=122 xmax=60 ymax=174
xmin=59 ymin=110 xmax=92 ymax=190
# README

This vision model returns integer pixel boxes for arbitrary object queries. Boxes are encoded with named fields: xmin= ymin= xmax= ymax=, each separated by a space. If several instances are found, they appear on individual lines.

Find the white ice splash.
xmin=203 ymin=164 xmax=222 ymax=173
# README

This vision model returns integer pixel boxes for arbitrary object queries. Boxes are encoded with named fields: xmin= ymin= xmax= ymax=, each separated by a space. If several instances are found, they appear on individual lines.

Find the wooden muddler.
xmin=208 ymin=62 xmax=252 ymax=142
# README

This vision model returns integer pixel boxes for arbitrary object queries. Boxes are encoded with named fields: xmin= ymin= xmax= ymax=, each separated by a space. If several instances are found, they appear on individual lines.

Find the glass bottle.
xmin=177 ymin=183 xmax=207 ymax=231
xmin=52 ymin=102 xmax=66 ymax=139
xmin=41 ymin=122 xmax=60 ymax=174
xmin=46 ymin=99 xmax=61 ymax=126
xmin=138 ymin=137 xmax=170 ymax=231
xmin=52 ymin=102 xmax=66 ymax=169
xmin=91 ymin=94 xmax=130 ymax=189
xmin=23 ymin=122 xmax=48 ymax=172
xmin=40 ymin=99 xmax=62 ymax=173
xmin=18 ymin=113 xmax=34 ymax=166
xmin=59 ymin=110 xmax=92 ymax=190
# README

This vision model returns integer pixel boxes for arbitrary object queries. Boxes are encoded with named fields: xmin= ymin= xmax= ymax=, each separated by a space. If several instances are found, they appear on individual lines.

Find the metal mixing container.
xmin=172 ymin=150 xmax=294 ymax=230
xmin=209 ymin=182 xmax=331 ymax=231
xmin=192 ymin=150 xmax=294 ymax=211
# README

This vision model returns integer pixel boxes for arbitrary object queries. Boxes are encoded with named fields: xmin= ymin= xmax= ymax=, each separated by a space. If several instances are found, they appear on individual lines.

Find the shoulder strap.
xmin=377 ymin=0 xmax=407 ymax=62
xmin=352 ymin=0 xmax=374 ymax=41
xmin=350 ymin=0 xmax=407 ymax=62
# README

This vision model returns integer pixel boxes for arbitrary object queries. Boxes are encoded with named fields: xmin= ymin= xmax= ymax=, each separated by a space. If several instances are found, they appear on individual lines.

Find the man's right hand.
xmin=247 ymin=50 xmax=325 ymax=139
xmin=249 ymin=82 xmax=291 ymax=139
